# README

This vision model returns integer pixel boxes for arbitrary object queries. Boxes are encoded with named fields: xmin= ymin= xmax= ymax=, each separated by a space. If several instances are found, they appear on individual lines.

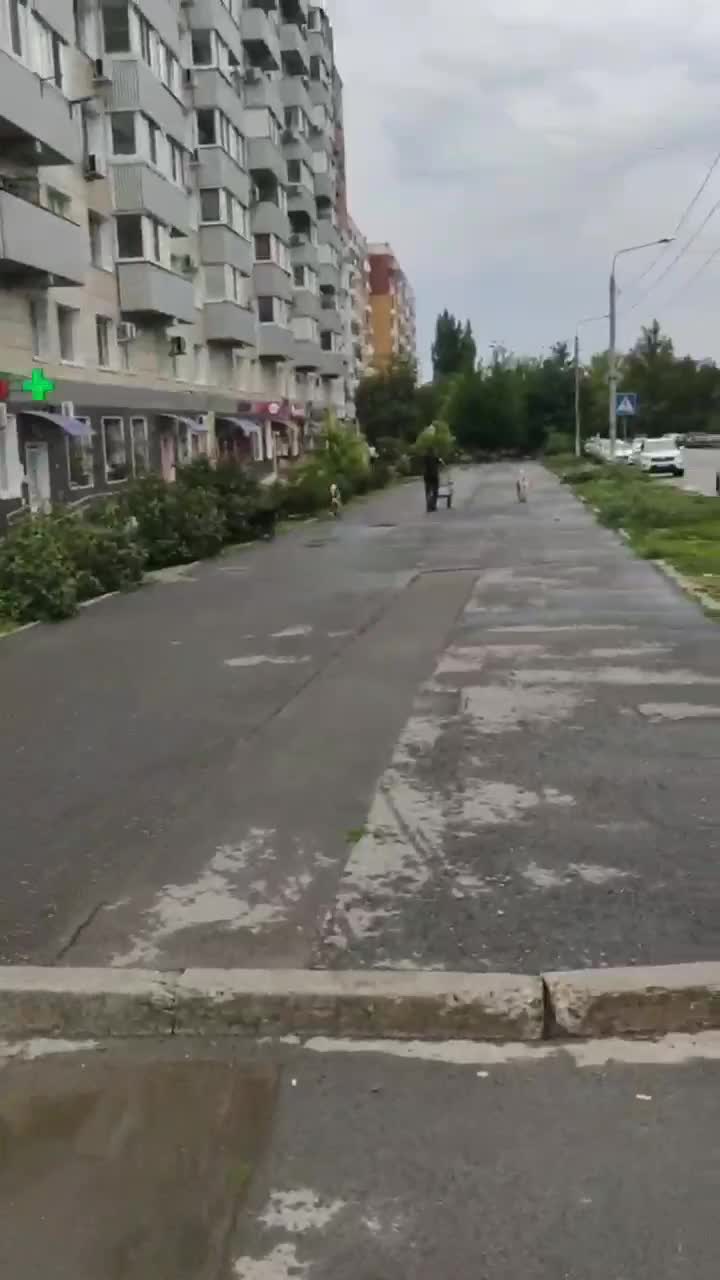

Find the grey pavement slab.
xmin=1 ymin=464 xmax=719 ymax=974
xmin=3 ymin=1034 xmax=720 ymax=1278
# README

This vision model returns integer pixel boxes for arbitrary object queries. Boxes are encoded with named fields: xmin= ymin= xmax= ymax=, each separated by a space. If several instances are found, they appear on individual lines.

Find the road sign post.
xmin=616 ymin=393 xmax=638 ymax=441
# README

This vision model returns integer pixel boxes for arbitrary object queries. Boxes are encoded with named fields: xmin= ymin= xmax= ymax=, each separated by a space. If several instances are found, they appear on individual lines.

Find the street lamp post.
xmin=608 ymin=239 xmax=673 ymax=456
xmin=574 ymin=314 xmax=608 ymax=458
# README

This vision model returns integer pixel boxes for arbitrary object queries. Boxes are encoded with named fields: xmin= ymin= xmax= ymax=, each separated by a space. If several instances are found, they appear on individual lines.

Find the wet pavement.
xmin=2 ymin=1033 xmax=720 ymax=1278
xmin=1 ymin=464 xmax=719 ymax=973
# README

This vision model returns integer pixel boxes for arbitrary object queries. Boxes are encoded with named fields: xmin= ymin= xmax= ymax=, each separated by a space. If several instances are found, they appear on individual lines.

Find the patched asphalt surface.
xmin=3 ymin=1035 xmax=720 ymax=1278
xmin=1 ymin=464 xmax=719 ymax=972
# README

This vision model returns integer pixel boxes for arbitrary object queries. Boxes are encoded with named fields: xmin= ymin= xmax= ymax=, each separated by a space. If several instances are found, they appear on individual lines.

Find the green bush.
xmin=53 ymin=509 xmax=145 ymax=600
xmin=544 ymin=430 xmax=575 ymax=456
xmin=126 ymin=473 xmax=226 ymax=568
xmin=0 ymin=516 xmax=77 ymax=622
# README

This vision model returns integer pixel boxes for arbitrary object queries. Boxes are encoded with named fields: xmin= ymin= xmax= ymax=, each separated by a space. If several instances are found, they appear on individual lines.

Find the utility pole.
xmin=608 ymin=268 xmax=618 ymax=459
xmin=574 ymin=332 xmax=581 ymax=458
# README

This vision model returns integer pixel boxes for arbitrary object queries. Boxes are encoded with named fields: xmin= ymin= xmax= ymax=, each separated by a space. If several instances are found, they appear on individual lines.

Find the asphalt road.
xmin=679 ymin=447 xmax=720 ymax=496
xmin=1 ymin=463 xmax=719 ymax=971
xmin=3 ymin=1033 xmax=720 ymax=1278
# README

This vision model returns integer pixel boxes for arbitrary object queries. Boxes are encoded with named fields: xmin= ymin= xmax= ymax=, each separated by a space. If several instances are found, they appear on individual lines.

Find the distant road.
xmin=680 ymin=447 xmax=720 ymax=496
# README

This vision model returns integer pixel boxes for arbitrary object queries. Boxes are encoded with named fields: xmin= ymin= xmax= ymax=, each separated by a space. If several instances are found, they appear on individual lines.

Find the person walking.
xmin=423 ymin=445 xmax=441 ymax=513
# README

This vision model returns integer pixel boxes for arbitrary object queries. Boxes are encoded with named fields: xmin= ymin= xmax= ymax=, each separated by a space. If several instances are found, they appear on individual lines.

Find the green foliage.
xmin=277 ymin=425 xmax=372 ymax=514
xmin=544 ymin=429 xmax=575 ymax=456
xmin=53 ymin=508 xmax=145 ymax=600
xmin=0 ymin=516 xmax=77 ymax=622
xmin=413 ymin=421 xmax=457 ymax=460
xmin=126 ymin=472 xmax=226 ymax=568
xmin=355 ymin=356 xmax=421 ymax=444
xmin=432 ymin=311 xmax=477 ymax=380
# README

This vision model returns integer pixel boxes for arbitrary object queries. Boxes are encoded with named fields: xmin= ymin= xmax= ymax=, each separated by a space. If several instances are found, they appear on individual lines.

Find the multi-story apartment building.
xmin=368 ymin=242 xmax=417 ymax=370
xmin=0 ymin=0 xmax=350 ymax=526
xmin=342 ymin=216 xmax=373 ymax=416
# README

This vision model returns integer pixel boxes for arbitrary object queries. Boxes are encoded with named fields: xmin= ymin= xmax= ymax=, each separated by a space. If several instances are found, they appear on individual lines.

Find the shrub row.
xmin=0 ymin=429 xmax=396 ymax=625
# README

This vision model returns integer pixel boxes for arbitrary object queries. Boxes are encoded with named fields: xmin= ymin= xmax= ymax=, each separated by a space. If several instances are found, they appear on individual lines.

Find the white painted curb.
xmin=545 ymin=963 xmax=720 ymax=1038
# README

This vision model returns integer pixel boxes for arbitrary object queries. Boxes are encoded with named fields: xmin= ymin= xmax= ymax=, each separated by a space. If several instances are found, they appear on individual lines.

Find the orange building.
xmin=368 ymin=244 xmax=417 ymax=369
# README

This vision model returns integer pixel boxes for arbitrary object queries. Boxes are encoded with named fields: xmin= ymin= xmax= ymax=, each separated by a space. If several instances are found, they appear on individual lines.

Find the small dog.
xmin=330 ymin=482 xmax=342 ymax=518
xmin=516 ymin=470 xmax=529 ymax=503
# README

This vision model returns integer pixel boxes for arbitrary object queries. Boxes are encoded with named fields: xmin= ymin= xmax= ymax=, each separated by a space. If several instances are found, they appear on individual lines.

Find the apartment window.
xmin=148 ymin=119 xmax=159 ymax=165
xmin=287 ymin=159 xmax=301 ymax=184
xmin=96 ymin=316 xmax=111 ymax=368
xmin=29 ymin=298 xmax=48 ymax=359
xmin=88 ymin=211 xmax=108 ymax=269
xmin=57 ymin=305 xmax=77 ymax=362
xmin=111 ymin=112 xmax=136 ymax=155
xmin=321 ymin=330 xmax=332 ymax=351
xmin=228 ymin=195 xmax=248 ymax=238
xmin=46 ymin=187 xmax=70 ymax=219
xmin=102 ymin=2 xmax=130 ymax=53
xmin=200 ymin=188 xmax=221 ymax=222
xmin=310 ymin=54 xmax=321 ymax=81
xmin=8 ymin=0 xmax=26 ymax=56
xmin=170 ymin=140 xmax=184 ymax=185
xmin=116 ymin=214 xmax=143 ymax=259
xmin=102 ymin=417 xmax=128 ymax=482
xmin=192 ymin=30 xmax=212 ymax=65
xmin=293 ymin=265 xmax=306 ymax=289
xmin=151 ymin=218 xmax=161 ymax=261
xmin=67 ymin=420 xmax=94 ymax=489
xmin=196 ymin=108 xmax=216 ymax=146
xmin=130 ymin=417 xmax=149 ymax=475
xmin=257 ymin=296 xmax=275 ymax=324
xmin=254 ymin=233 xmax=271 ymax=262
xmin=138 ymin=12 xmax=151 ymax=63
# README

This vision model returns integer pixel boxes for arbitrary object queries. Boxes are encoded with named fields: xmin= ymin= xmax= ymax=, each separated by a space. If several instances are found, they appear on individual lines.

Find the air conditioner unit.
xmin=83 ymin=153 xmax=105 ymax=181
xmin=61 ymin=401 xmax=75 ymax=418
xmin=117 ymin=322 xmax=137 ymax=343
xmin=189 ymin=148 xmax=201 ymax=166
xmin=92 ymin=58 xmax=112 ymax=86
xmin=169 ymin=336 xmax=187 ymax=357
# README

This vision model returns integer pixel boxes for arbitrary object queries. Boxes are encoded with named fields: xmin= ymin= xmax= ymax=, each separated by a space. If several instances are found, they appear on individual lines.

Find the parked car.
xmin=639 ymin=438 xmax=685 ymax=476
xmin=610 ymin=441 xmax=633 ymax=463
xmin=629 ymin=437 xmax=647 ymax=464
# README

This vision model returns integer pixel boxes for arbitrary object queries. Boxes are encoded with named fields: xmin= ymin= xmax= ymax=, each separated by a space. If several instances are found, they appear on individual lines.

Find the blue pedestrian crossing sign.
xmin=616 ymin=392 xmax=638 ymax=417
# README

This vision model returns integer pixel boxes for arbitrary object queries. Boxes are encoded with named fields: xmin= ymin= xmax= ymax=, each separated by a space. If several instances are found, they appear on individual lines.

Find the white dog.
xmin=516 ymin=470 xmax=529 ymax=503
xmin=330 ymin=482 xmax=342 ymax=517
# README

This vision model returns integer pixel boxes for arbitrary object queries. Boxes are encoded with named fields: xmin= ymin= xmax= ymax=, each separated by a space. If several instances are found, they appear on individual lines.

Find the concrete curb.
xmin=0 ymin=968 xmax=544 ymax=1043
xmin=1 ymin=964 xmax=720 ymax=1042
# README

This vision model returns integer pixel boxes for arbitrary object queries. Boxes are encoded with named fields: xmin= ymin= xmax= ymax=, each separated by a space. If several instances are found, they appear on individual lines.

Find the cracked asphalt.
xmin=1 ymin=463 xmax=718 ymax=972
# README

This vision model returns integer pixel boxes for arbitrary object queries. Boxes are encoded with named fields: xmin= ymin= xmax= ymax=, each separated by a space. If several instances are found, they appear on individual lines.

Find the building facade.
xmin=0 ymin=0 xmax=350 ymax=527
xmin=368 ymin=242 xmax=417 ymax=370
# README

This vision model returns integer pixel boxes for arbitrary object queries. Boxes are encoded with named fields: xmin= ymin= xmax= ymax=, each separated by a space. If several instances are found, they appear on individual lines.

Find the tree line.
xmin=355 ymin=311 xmax=720 ymax=455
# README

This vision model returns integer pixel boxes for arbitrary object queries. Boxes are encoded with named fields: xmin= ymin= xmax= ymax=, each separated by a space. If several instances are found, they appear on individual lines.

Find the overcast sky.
xmin=331 ymin=0 xmax=720 ymax=377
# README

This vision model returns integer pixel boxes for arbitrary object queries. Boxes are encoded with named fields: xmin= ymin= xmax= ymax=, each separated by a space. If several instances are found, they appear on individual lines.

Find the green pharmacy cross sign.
xmin=0 ymin=369 xmax=56 ymax=402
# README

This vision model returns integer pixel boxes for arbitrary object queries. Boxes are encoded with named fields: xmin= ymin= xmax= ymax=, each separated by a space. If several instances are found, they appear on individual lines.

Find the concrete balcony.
xmin=243 ymin=72 xmax=284 ymax=122
xmin=109 ymin=58 xmax=186 ymax=145
xmin=253 ymin=262 xmax=293 ymax=301
xmin=191 ymin=0 xmax=244 ymax=62
xmin=240 ymin=7 xmax=281 ymax=71
xmin=292 ymin=289 xmax=320 ymax=319
xmin=117 ymin=261 xmax=195 ymax=324
xmin=314 ymin=170 xmax=336 ymax=203
xmin=258 ymin=323 xmax=294 ymax=361
xmin=293 ymin=339 xmax=321 ymax=370
xmin=282 ymin=0 xmax=309 ymax=23
xmin=318 ymin=262 xmax=340 ymax=292
xmin=290 ymin=236 xmax=319 ymax=269
xmin=309 ymin=78 xmax=331 ymax=111
xmin=193 ymin=67 xmax=245 ymax=134
xmin=251 ymin=201 xmax=290 ymax=240
xmin=0 ymin=49 xmax=82 ymax=166
xmin=280 ymin=24 xmax=309 ymax=75
xmin=0 ymin=190 xmax=86 ymax=287
xmin=319 ymin=302 xmax=343 ymax=334
xmin=283 ymin=132 xmax=314 ymax=168
xmin=112 ymin=162 xmax=191 ymax=234
xmin=287 ymin=184 xmax=315 ymax=219
xmin=205 ymin=300 xmax=257 ymax=348
xmin=319 ymin=350 xmax=345 ymax=378
xmin=196 ymin=146 xmax=250 ymax=206
xmin=280 ymin=76 xmax=312 ymax=120
xmin=247 ymin=137 xmax=286 ymax=183
xmin=199 ymin=225 xmax=253 ymax=275
xmin=308 ymin=30 xmax=332 ymax=64
xmin=318 ymin=220 xmax=341 ymax=252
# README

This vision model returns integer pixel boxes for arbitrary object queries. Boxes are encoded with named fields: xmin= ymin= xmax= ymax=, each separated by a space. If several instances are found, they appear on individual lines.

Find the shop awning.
xmin=217 ymin=416 xmax=262 ymax=439
xmin=176 ymin=415 xmax=208 ymax=433
xmin=22 ymin=410 xmax=91 ymax=438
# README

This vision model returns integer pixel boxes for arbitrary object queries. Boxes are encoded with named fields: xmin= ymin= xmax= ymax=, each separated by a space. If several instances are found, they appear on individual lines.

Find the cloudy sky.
xmin=331 ymin=0 xmax=720 ymax=376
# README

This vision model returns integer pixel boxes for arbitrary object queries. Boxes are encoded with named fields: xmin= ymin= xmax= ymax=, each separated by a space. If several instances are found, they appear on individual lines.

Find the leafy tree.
xmin=431 ymin=310 xmax=477 ymax=380
xmin=355 ymin=356 xmax=420 ymax=444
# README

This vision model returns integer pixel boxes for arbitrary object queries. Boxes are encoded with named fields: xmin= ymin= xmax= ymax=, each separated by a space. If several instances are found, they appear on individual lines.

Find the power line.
xmin=622 ymin=192 xmax=720 ymax=315
xmin=622 ymin=143 xmax=720 ymax=295
xmin=660 ymin=242 xmax=720 ymax=309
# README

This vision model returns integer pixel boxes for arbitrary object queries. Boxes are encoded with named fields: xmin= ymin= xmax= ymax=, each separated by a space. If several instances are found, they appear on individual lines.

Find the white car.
xmin=629 ymin=437 xmax=647 ymax=464
xmin=610 ymin=441 xmax=633 ymax=463
xmin=639 ymin=438 xmax=685 ymax=477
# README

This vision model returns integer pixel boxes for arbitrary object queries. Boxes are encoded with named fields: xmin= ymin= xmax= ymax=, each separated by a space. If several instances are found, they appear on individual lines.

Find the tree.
xmin=355 ymin=356 xmax=421 ymax=444
xmin=431 ymin=311 xmax=477 ymax=381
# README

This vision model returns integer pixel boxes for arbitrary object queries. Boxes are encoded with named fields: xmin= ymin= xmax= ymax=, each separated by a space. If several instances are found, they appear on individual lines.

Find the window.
xmin=102 ymin=2 xmax=130 ymax=52
xmin=46 ymin=187 xmax=70 ymax=219
xmin=111 ymin=112 xmax=136 ymax=155
xmin=192 ymin=30 xmax=212 ymax=65
xmin=287 ymin=159 xmax=301 ymax=184
xmin=29 ymin=298 xmax=47 ymax=359
xmin=254 ymin=233 xmax=271 ymax=261
xmin=148 ymin=119 xmax=159 ymax=165
xmin=102 ymin=417 xmax=128 ymax=482
xmin=257 ymin=296 xmax=275 ymax=324
xmin=293 ymin=265 xmax=305 ymax=288
xmin=321 ymin=330 xmax=332 ymax=351
xmin=57 ymin=305 xmax=77 ymax=362
xmin=228 ymin=194 xmax=248 ymax=237
xmin=170 ymin=140 xmax=184 ymax=185
xmin=67 ymin=421 xmax=94 ymax=489
xmin=130 ymin=417 xmax=149 ymax=475
xmin=96 ymin=316 xmax=111 ymax=367
xmin=138 ymin=12 xmax=151 ymax=63
xmin=200 ymin=188 xmax=221 ymax=222
xmin=116 ymin=214 xmax=143 ymax=258
xmin=310 ymin=54 xmax=321 ymax=80
xmin=151 ymin=218 xmax=161 ymax=262
xmin=197 ymin=108 xmax=216 ymax=146
xmin=9 ymin=0 xmax=26 ymax=56
xmin=88 ymin=211 xmax=107 ymax=269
